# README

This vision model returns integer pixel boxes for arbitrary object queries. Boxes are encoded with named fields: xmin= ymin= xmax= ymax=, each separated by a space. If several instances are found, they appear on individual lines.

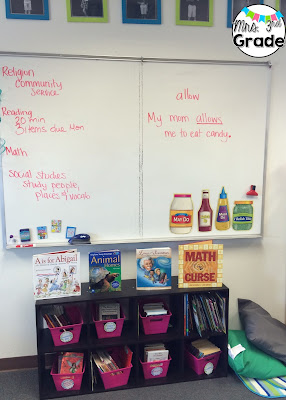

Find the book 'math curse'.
xmin=178 ymin=241 xmax=223 ymax=288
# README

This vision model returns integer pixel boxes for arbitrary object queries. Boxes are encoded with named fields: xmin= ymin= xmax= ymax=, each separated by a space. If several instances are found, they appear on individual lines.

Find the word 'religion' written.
xmin=2 ymin=66 xmax=63 ymax=96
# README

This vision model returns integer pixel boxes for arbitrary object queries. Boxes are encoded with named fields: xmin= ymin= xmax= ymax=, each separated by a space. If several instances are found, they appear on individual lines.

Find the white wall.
xmin=0 ymin=0 xmax=285 ymax=359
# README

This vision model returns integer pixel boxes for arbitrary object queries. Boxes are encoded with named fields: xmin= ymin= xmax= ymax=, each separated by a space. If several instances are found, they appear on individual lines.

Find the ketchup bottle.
xmin=198 ymin=190 xmax=213 ymax=232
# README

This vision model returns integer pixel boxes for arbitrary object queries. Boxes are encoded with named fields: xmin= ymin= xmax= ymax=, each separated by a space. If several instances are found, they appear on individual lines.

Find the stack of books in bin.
xmin=98 ymin=302 xmax=120 ymax=320
xmin=185 ymin=339 xmax=221 ymax=376
xmin=140 ymin=301 xmax=172 ymax=335
xmin=93 ymin=302 xmax=125 ymax=339
xmin=187 ymin=339 xmax=221 ymax=359
xmin=43 ymin=305 xmax=83 ymax=346
xmin=93 ymin=350 xmax=123 ymax=374
xmin=141 ymin=343 xmax=171 ymax=379
xmin=143 ymin=302 xmax=168 ymax=316
xmin=58 ymin=352 xmax=84 ymax=374
xmin=92 ymin=346 xmax=133 ymax=390
xmin=51 ymin=352 xmax=85 ymax=392
xmin=144 ymin=343 xmax=169 ymax=362
xmin=43 ymin=305 xmax=72 ymax=328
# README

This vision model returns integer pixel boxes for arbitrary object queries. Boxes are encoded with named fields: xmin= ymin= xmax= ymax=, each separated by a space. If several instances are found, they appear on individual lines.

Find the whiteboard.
xmin=0 ymin=56 xmax=140 ymax=246
xmin=0 ymin=55 xmax=270 ymax=247
xmin=142 ymin=62 xmax=269 ymax=239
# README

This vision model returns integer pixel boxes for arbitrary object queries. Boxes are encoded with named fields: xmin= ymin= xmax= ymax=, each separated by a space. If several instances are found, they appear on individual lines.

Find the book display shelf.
xmin=35 ymin=277 xmax=229 ymax=400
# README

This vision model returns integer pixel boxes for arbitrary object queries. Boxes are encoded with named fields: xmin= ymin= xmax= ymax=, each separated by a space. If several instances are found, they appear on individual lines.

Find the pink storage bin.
xmin=47 ymin=306 xmax=83 ymax=347
xmin=139 ymin=301 xmax=172 ymax=335
xmin=140 ymin=356 xmax=171 ymax=379
xmin=185 ymin=349 xmax=221 ymax=375
xmin=51 ymin=360 xmax=85 ymax=391
xmin=93 ymin=304 xmax=125 ymax=339
xmin=97 ymin=347 xmax=133 ymax=390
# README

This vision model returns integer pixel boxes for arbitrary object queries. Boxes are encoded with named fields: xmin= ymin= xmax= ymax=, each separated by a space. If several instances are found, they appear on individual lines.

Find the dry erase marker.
xmin=16 ymin=244 xmax=36 ymax=248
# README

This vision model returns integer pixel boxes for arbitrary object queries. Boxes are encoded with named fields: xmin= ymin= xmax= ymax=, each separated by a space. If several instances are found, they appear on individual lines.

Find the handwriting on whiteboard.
xmin=1 ymin=109 xmax=85 ymax=136
xmin=147 ymin=111 xmax=231 ymax=143
xmin=7 ymin=170 xmax=91 ymax=202
xmin=2 ymin=66 xmax=63 ymax=96
xmin=6 ymin=146 xmax=28 ymax=157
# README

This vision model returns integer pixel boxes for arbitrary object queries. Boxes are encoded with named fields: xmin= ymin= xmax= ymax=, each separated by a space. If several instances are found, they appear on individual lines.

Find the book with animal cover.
xmin=136 ymin=247 xmax=171 ymax=290
xmin=178 ymin=241 xmax=223 ymax=288
xmin=89 ymin=250 xmax=121 ymax=293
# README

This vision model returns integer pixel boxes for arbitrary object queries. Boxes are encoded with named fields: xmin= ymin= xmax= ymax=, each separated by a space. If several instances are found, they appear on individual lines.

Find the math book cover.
xmin=89 ymin=250 xmax=121 ymax=293
xmin=178 ymin=241 xmax=223 ymax=288
xmin=136 ymin=247 xmax=172 ymax=290
xmin=33 ymin=249 xmax=81 ymax=300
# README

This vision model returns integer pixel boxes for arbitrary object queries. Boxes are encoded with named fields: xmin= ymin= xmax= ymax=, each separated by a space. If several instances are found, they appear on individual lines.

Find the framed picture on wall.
xmin=66 ymin=0 xmax=108 ymax=22
xmin=5 ymin=0 xmax=49 ymax=19
xmin=176 ymin=0 xmax=213 ymax=26
xmin=122 ymin=0 xmax=161 ymax=24
xmin=227 ymin=0 xmax=264 ymax=28
xmin=276 ymin=0 xmax=286 ymax=17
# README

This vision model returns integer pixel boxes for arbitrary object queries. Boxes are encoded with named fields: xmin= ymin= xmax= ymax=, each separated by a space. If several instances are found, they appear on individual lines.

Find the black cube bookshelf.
xmin=35 ymin=277 xmax=229 ymax=399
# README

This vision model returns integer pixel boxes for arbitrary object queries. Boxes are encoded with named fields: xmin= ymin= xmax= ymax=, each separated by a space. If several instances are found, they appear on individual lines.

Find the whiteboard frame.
xmin=0 ymin=52 xmax=271 ymax=249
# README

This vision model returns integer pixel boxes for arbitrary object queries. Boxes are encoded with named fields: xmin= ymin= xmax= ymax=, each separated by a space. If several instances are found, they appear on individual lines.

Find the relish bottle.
xmin=198 ymin=190 xmax=213 ymax=231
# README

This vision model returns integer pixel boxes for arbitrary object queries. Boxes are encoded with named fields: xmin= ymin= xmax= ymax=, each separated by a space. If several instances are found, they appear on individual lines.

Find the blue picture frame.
xmin=122 ymin=0 xmax=161 ymax=24
xmin=66 ymin=226 xmax=76 ymax=239
xmin=227 ymin=0 xmax=264 ymax=28
xmin=5 ymin=0 xmax=49 ymax=20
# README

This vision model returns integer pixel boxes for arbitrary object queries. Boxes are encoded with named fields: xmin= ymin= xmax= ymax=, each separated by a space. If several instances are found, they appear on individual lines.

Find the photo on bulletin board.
xmin=227 ymin=0 xmax=264 ymax=28
xmin=176 ymin=0 xmax=213 ymax=26
xmin=66 ymin=0 xmax=108 ymax=22
xmin=5 ymin=0 xmax=49 ymax=19
xmin=276 ymin=0 xmax=286 ymax=17
xmin=122 ymin=0 xmax=161 ymax=24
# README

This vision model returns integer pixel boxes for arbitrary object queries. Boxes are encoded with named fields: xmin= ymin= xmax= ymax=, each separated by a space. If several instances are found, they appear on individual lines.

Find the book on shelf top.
xmin=136 ymin=247 xmax=172 ymax=290
xmin=89 ymin=250 xmax=121 ymax=293
xmin=33 ymin=249 xmax=81 ymax=300
xmin=178 ymin=240 xmax=223 ymax=288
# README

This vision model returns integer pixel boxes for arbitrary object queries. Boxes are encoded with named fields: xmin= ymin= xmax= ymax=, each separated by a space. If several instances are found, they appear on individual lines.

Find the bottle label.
xmin=170 ymin=210 xmax=193 ymax=227
xmin=233 ymin=213 xmax=253 ymax=223
xmin=216 ymin=206 xmax=229 ymax=223
xmin=199 ymin=211 xmax=211 ymax=227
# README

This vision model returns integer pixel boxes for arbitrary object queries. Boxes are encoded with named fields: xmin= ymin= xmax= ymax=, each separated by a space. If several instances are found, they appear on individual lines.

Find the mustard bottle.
xmin=215 ymin=187 xmax=230 ymax=230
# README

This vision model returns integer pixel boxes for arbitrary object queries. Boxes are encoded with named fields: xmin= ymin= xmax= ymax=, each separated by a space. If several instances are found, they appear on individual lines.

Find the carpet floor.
xmin=0 ymin=368 xmax=262 ymax=400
